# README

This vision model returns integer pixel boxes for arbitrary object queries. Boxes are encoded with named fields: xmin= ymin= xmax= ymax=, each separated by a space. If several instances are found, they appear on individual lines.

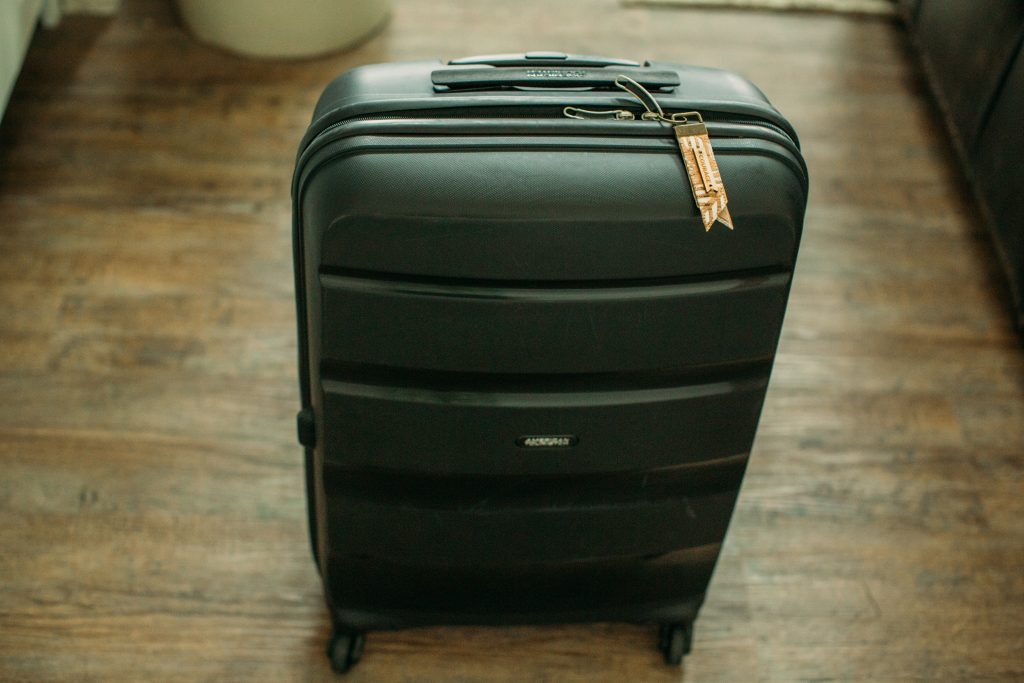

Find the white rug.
xmin=622 ymin=0 xmax=895 ymax=15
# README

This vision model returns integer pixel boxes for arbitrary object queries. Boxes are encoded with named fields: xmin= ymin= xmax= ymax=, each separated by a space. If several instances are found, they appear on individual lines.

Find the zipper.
xmin=565 ymin=105 xmax=792 ymax=139
xmin=307 ymin=108 xmax=795 ymax=140
xmin=567 ymin=74 xmax=795 ymax=141
xmin=300 ymin=109 xmax=800 ymax=165
xmin=301 ymin=103 xmax=798 ymax=157
xmin=563 ymin=107 xmax=636 ymax=120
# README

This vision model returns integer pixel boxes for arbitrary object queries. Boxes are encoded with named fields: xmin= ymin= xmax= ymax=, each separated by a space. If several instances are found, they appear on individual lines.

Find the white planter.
xmin=176 ymin=0 xmax=390 ymax=59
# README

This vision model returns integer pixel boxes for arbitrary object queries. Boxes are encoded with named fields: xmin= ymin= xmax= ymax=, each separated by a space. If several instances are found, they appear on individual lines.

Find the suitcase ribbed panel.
xmin=302 ymin=144 xmax=805 ymax=282
xmin=321 ymin=375 xmax=767 ymax=475
xmin=319 ymin=272 xmax=790 ymax=374
xmin=323 ymin=487 xmax=739 ymax=564
xmin=322 ymin=468 xmax=741 ymax=564
xmin=322 ymin=214 xmax=798 ymax=280
xmin=324 ymin=545 xmax=718 ymax=628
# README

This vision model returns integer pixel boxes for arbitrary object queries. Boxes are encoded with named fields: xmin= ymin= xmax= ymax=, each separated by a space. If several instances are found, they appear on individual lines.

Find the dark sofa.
xmin=900 ymin=0 xmax=1024 ymax=332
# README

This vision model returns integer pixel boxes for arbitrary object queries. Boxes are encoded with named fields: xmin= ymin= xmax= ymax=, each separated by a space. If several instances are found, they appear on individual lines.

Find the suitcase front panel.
xmin=320 ymin=374 xmax=767 ymax=475
xmin=323 ymin=545 xmax=718 ymax=628
xmin=319 ymin=271 xmax=790 ymax=374
xmin=320 ymin=465 xmax=743 ymax=564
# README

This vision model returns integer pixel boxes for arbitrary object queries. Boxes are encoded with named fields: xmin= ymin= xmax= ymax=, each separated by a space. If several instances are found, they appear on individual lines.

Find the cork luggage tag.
xmin=607 ymin=75 xmax=734 ymax=232
xmin=672 ymin=117 xmax=733 ymax=231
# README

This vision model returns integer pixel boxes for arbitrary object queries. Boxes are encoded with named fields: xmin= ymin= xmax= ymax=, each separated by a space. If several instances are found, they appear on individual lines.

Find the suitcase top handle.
xmin=448 ymin=52 xmax=640 ymax=68
xmin=432 ymin=55 xmax=680 ymax=91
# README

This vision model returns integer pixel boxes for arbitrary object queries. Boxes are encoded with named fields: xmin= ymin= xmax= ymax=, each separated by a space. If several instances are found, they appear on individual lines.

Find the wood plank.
xmin=1 ymin=0 xmax=1023 ymax=680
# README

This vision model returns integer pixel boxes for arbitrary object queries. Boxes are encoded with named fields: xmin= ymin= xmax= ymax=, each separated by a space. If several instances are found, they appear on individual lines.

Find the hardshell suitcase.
xmin=292 ymin=52 xmax=807 ymax=673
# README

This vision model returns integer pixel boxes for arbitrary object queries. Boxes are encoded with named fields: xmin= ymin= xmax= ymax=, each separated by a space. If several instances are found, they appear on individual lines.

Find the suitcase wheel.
xmin=327 ymin=629 xmax=366 ymax=674
xmin=658 ymin=623 xmax=692 ymax=666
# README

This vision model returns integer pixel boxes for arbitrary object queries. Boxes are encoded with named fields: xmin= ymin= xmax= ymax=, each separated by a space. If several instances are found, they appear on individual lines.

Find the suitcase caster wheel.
xmin=327 ymin=630 xmax=365 ymax=674
xmin=658 ymin=623 xmax=692 ymax=666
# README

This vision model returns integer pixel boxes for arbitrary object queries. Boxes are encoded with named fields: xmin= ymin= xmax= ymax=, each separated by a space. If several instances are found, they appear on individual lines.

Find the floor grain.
xmin=1 ymin=1 xmax=1023 ymax=681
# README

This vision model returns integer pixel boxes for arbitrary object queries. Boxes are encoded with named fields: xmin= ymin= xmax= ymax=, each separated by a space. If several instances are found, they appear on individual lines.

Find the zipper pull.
xmin=614 ymin=76 xmax=733 ymax=232
xmin=563 ymin=106 xmax=635 ymax=120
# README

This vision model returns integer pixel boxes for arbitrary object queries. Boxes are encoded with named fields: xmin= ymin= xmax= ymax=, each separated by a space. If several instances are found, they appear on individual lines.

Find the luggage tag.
xmin=564 ymin=76 xmax=733 ymax=232
xmin=670 ymin=115 xmax=733 ymax=231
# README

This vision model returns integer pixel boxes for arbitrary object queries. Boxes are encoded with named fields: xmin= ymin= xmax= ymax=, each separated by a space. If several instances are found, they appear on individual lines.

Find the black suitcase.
xmin=292 ymin=52 xmax=807 ymax=673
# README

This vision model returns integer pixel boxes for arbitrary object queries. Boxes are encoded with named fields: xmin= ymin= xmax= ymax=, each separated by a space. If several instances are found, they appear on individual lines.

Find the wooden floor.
xmin=2 ymin=1 xmax=1023 ymax=681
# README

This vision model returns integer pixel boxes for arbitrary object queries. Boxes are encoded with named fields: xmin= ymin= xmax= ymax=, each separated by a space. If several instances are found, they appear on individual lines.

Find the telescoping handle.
xmin=433 ymin=52 xmax=679 ymax=91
